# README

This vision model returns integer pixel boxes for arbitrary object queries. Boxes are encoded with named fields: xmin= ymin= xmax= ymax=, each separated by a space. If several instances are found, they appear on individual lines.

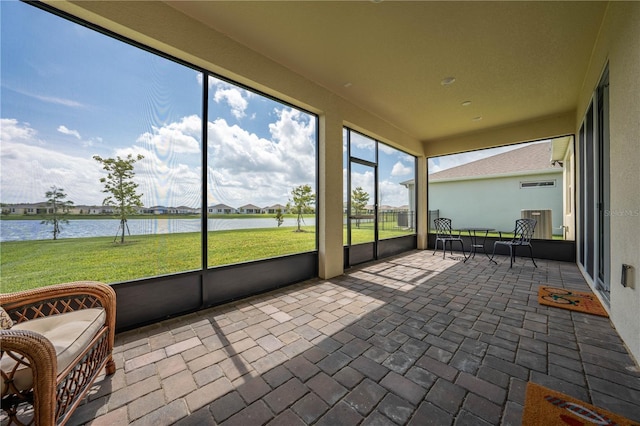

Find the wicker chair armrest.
xmin=1 ymin=329 xmax=57 ymax=425
xmin=1 ymin=281 xmax=116 ymax=353
xmin=1 ymin=281 xmax=113 ymax=311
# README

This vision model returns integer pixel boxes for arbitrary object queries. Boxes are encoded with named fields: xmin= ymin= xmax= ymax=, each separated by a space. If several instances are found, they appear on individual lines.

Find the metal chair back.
xmin=432 ymin=217 xmax=466 ymax=259
xmin=434 ymin=218 xmax=455 ymax=238
xmin=512 ymin=218 xmax=537 ymax=245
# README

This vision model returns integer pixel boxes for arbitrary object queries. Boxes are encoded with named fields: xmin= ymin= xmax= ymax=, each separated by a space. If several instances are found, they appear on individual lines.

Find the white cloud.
xmin=57 ymin=125 xmax=81 ymax=139
xmin=379 ymin=179 xmax=411 ymax=207
xmin=2 ymin=107 xmax=317 ymax=209
xmin=207 ymin=107 xmax=316 ymax=207
xmin=342 ymin=172 xmax=410 ymax=209
xmin=136 ymin=115 xmax=201 ymax=154
xmin=7 ymin=86 xmax=86 ymax=108
xmin=113 ymin=131 xmax=201 ymax=208
xmin=214 ymin=88 xmax=248 ymax=120
xmin=1 ymin=118 xmax=43 ymax=145
xmin=378 ymin=143 xmax=398 ymax=155
xmin=349 ymin=170 xmax=375 ymax=195
xmin=82 ymin=136 xmax=102 ymax=148
xmin=391 ymin=161 xmax=412 ymax=177
xmin=1 ymin=118 xmax=202 ymax=207
xmin=206 ymin=76 xmax=255 ymax=121
xmin=1 ymin=120 xmax=103 ymax=204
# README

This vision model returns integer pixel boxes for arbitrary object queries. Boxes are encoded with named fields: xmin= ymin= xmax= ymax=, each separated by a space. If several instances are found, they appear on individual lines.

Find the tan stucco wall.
xmin=50 ymin=0 xmax=423 ymax=280
xmin=578 ymin=1 xmax=640 ymax=364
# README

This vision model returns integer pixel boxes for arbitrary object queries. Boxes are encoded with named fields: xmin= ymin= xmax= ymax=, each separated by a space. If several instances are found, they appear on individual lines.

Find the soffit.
xmin=164 ymin=1 xmax=607 ymax=143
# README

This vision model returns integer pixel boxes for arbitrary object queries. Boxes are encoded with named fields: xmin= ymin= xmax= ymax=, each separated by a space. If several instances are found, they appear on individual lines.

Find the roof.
xmin=429 ymin=142 xmax=562 ymax=181
xmin=239 ymin=204 xmax=262 ymax=210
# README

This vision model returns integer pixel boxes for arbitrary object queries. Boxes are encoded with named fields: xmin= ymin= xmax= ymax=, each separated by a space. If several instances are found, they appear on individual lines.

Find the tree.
xmin=274 ymin=208 xmax=284 ymax=227
xmin=287 ymin=184 xmax=314 ymax=232
xmin=40 ymin=186 xmax=74 ymax=240
xmin=351 ymin=186 xmax=370 ymax=228
xmin=93 ymin=153 xmax=144 ymax=243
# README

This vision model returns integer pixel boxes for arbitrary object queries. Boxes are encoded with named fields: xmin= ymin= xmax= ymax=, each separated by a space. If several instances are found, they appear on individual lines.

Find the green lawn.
xmin=0 ymin=219 xmax=415 ymax=293
xmin=0 ymin=226 xmax=315 ymax=293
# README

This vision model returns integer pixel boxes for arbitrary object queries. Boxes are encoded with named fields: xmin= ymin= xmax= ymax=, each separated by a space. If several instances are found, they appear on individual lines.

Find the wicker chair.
xmin=1 ymin=281 xmax=116 ymax=425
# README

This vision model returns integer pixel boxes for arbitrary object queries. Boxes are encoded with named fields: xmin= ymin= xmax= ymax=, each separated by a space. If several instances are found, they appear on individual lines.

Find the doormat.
xmin=537 ymin=286 xmax=608 ymax=317
xmin=523 ymin=382 xmax=638 ymax=425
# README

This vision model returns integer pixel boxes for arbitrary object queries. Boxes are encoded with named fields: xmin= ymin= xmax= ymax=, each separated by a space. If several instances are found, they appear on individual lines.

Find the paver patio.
xmin=69 ymin=250 xmax=640 ymax=425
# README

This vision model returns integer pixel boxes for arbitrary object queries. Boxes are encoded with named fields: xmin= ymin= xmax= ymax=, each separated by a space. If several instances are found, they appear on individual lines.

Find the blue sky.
xmin=1 ymin=2 xmax=322 ymax=209
xmin=2 ymin=1 xmax=462 ymax=211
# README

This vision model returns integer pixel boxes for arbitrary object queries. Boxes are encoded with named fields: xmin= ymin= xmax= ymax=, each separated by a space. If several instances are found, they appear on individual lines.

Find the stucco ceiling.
xmin=164 ymin=1 xmax=607 ymax=143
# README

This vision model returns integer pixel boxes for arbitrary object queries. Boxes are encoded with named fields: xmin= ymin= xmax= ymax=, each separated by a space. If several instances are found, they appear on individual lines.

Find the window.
xmin=0 ymin=2 xmax=318 ymax=293
xmin=520 ymin=180 xmax=556 ymax=188
xmin=1 ymin=2 xmax=203 ymax=292
xmin=206 ymin=76 xmax=318 ymax=267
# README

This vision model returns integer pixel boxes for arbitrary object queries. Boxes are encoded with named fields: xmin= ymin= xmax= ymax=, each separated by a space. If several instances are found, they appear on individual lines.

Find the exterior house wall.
xmin=208 ymin=204 xmax=236 ymax=214
xmin=429 ymin=171 xmax=563 ymax=234
xmin=577 ymin=1 xmax=640 ymax=364
xmin=562 ymin=143 xmax=576 ymax=241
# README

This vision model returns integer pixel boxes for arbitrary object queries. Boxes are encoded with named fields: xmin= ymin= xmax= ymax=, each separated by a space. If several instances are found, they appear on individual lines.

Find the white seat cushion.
xmin=1 ymin=308 xmax=105 ymax=393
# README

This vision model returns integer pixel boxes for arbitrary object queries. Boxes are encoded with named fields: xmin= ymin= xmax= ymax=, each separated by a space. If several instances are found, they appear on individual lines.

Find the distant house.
xmin=80 ymin=206 xmax=113 ymax=215
xmin=70 ymin=205 xmax=102 ymax=215
xmin=3 ymin=203 xmax=47 ymax=215
xmin=427 ymin=141 xmax=564 ymax=237
xmin=173 ymin=206 xmax=197 ymax=215
xmin=264 ymin=204 xmax=287 ymax=214
xmin=71 ymin=206 xmax=100 ymax=215
xmin=378 ymin=205 xmax=397 ymax=213
xmin=208 ymin=204 xmax=236 ymax=214
xmin=144 ymin=206 xmax=168 ymax=215
xmin=238 ymin=204 xmax=263 ymax=214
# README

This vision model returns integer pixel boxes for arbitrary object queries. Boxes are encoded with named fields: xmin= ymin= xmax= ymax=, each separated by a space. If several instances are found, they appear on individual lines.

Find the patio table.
xmin=457 ymin=227 xmax=495 ymax=261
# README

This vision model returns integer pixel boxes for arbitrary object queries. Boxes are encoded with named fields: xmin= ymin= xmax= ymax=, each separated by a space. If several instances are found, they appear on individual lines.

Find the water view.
xmin=0 ymin=218 xmax=315 ymax=242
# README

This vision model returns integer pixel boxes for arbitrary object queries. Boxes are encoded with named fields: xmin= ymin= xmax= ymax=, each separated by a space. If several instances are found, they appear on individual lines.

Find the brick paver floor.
xmin=69 ymin=250 xmax=640 ymax=425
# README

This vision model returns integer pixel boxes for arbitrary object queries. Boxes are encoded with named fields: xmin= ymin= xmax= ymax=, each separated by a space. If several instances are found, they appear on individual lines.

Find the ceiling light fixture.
xmin=472 ymin=116 xmax=483 ymax=121
xmin=344 ymin=82 xmax=353 ymax=88
xmin=462 ymin=101 xmax=472 ymax=107
xmin=441 ymin=77 xmax=456 ymax=86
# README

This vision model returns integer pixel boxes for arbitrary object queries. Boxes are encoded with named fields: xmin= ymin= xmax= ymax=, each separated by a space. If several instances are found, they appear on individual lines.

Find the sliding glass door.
xmin=579 ymin=66 xmax=610 ymax=299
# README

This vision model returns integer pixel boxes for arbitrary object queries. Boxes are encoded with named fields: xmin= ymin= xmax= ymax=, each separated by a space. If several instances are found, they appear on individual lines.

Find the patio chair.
xmin=433 ymin=218 xmax=467 ymax=260
xmin=489 ymin=218 xmax=537 ymax=268
xmin=1 ymin=281 xmax=116 ymax=425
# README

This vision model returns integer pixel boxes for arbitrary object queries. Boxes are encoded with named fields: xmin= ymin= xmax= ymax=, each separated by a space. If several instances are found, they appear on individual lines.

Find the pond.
xmin=0 ymin=217 xmax=316 ymax=242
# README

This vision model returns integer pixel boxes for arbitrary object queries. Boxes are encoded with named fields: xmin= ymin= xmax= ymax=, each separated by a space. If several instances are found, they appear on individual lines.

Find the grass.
xmin=0 ymin=226 xmax=312 ymax=293
xmin=208 ymin=226 xmax=316 ymax=265
xmin=0 ymin=221 xmax=415 ymax=293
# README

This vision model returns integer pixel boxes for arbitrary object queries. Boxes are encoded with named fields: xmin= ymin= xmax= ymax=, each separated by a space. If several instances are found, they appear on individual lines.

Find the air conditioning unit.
xmin=521 ymin=209 xmax=552 ymax=239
